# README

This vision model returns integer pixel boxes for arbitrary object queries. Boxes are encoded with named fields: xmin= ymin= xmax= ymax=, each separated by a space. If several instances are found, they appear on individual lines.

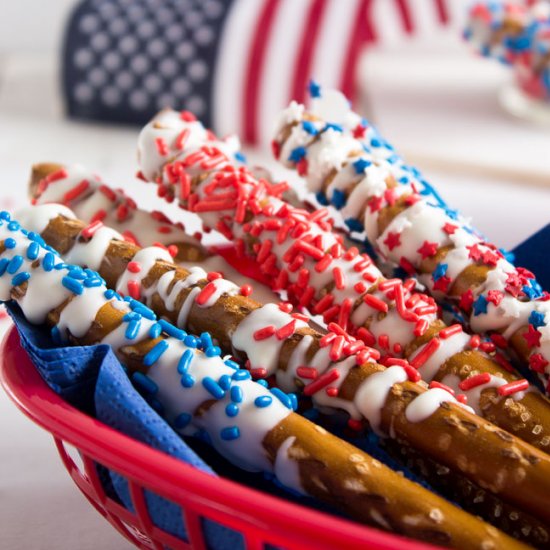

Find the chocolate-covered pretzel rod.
xmin=271 ymin=88 xmax=550 ymax=394
xmin=0 ymin=212 xmax=525 ymax=549
xmin=18 ymin=203 xmax=550 ymax=531
xmin=134 ymin=110 xmax=550 ymax=458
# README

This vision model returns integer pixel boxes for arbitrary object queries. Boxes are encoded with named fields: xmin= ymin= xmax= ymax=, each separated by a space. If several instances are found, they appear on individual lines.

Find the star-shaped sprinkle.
xmin=352 ymin=158 xmax=371 ymax=174
xmin=523 ymin=325 xmax=542 ymax=348
xmin=368 ymin=195 xmax=383 ymax=213
xmin=467 ymin=243 xmax=484 ymax=262
xmin=443 ymin=223 xmax=457 ymax=235
xmin=297 ymin=158 xmax=308 ymax=176
xmin=505 ymin=272 xmax=524 ymax=297
xmin=529 ymin=353 xmax=549 ymax=373
xmin=473 ymin=295 xmax=488 ymax=316
xmin=432 ymin=263 xmax=448 ymax=282
xmin=486 ymin=290 xmax=503 ymax=306
xmin=308 ymin=80 xmax=321 ymax=98
xmin=529 ymin=310 xmax=546 ymax=329
xmin=301 ymin=121 xmax=318 ymax=135
xmin=433 ymin=276 xmax=451 ymax=293
xmin=383 ymin=231 xmax=401 ymax=251
xmin=482 ymin=250 xmax=499 ymax=267
xmin=289 ymin=147 xmax=306 ymax=162
xmin=460 ymin=289 xmax=474 ymax=312
xmin=352 ymin=124 xmax=367 ymax=138
xmin=418 ymin=241 xmax=438 ymax=259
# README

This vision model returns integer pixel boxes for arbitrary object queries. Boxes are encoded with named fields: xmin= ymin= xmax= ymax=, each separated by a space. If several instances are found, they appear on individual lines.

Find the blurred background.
xmin=0 ymin=1 xmax=549 ymax=549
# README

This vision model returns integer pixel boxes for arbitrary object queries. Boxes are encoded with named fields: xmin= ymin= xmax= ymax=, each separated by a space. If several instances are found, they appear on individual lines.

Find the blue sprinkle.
xmin=62 ymin=276 xmax=84 ymax=295
xmin=315 ymin=191 xmax=329 ymax=206
xmin=178 ymin=349 xmax=194 ymax=374
xmin=123 ymin=312 xmax=141 ymax=322
xmin=0 ymin=258 xmax=8 ymax=276
xmin=254 ymin=396 xmax=272 ymax=408
xmin=370 ymin=138 xmax=381 ymax=148
xmin=224 ymin=359 xmax=239 ymax=370
xmin=51 ymin=325 xmax=62 ymax=345
xmin=68 ymin=267 xmax=86 ymax=280
xmin=7 ymin=221 xmax=20 ymax=231
xmin=344 ymin=217 xmax=364 ymax=233
xmin=202 ymin=376 xmax=225 ymax=400
xmin=232 ymin=370 xmax=251 ymax=381
xmin=218 ymin=374 xmax=232 ymax=390
xmin=125 ymin=319 xmax=141 ymax=340
xmin=288 ymin=146 xmax=306 ymax=162
xmin=0 ymin=211 xmax=10 ymax=221
xmin=159 ymin=319 xmax=186 ymax=340
xmin=432 ymin=263 xmax=448 ymax=282
xmin=205 ymin=345 xmax=221 ymax=357
xmin=7 ymin=255 xmax=24 ymax=275
xmin=225 ymin=403 xmax=239 ymax=417
xmin=181 ymin=373 xmax=195 ymax=388
xmin=352 ymin=158 xmax=371 ymax=174
xmin=149 ymin=322 xmax=162 ymax=339
xmin=148 ymin=398 xmax=164 ymax=416
xmin=11 ymin=272 xmax=30 ymax=286
xmin=42 ymin=252 xmax=55 ymax=272
xmin=132 ymin=372 xmax=159 ymax=394
xmin=200 ymin=332 xmax=213 ymax=349
xmin=271 ymin=387 xmax=293 ymax=409
xmin=131 ymin=301 xmax=157 ymax=320
xmin=473 ymin=295 xmax=489 ymax=316
xmin=323 ymin=122 xmax=343 ymax=133
xmin=308 ymin=79 xmax=321 ymax=98
xmin=301 ymin=121 xmax=318 ymax=135
xmin=25 ymin=242 xmax=40 ymax=260
xmin=330 ymin=189 xmax=346 ymax=210
xmin=104 ymin=289 xmax=116 ymax=299
xmin=230 ymin=385 xmax=243 ymax=403
xmin=54 ymin=262 xmax=68 ymax=270
xmin=288 ymin=393 xmax=298 ymax=411
xmin=4 ymin=238 xmax=16 ymax=249
xmin=234 ymin=151 xmax=247 ymax=163
xmin=220 ymin=426 xmax=240 ymax=441
xmin=174 ymin=412 xmax=192 ymax=429
xmin=184 ymin=335 xmax=198 ymax=348
xmin=143 ymin=339 xmax=169 ymax=366
xmin=83 ymin=278 xmax=102 ymax=288
xmin=529 ymin=310 xmax=546 ymax=329
xmin=256 ymin=379 xmax=268 ymax=387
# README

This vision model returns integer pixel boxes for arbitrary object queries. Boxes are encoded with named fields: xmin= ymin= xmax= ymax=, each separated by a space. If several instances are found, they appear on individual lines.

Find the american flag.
xmin=64 ymin=0 xmax=463 ymax=145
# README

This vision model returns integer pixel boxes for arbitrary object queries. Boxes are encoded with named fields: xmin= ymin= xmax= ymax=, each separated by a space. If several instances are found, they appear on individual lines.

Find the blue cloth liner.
xmin=511 ymin=223 xmax=550 ymax=291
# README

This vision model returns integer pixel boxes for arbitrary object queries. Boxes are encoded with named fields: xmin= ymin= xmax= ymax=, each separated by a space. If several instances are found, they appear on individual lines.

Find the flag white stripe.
xmin=371 ymin=0 xmax=407 ymax=46
xmin=257 ymin=0 xmax=313 ymax=145
xmin=309 ymin=0 xmax=361 ymax=93
xmin=212 ymin=0 xmax=266 ymax=138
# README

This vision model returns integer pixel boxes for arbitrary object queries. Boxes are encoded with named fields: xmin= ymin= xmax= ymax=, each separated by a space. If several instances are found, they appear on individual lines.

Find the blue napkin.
xmin=511 ymin=223 xmax=550 ymax=291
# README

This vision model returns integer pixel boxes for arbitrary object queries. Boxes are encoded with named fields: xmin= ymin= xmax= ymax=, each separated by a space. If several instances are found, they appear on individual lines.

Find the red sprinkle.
xmin=250 ymin=368 xmax=268 ymax=379
xmin=363 ymin=294 xmax=388 ymax=313
xmin=490 ymin=333 xmax=508 ymax=349
xmin=313 ymin=294 xmax=334 ymax=314
xmin=90 ymin=209 xmax=107 ymax=224
xmin=429 ymin=381 xmax=455 ymax=395
xmin=378 ymin=334 xmax=390 ymax=350
xmin=319 ymin=332 xmax=336 ymax=348
xmin=81 ymin=220 xmax=103 ymax=239
xmin=127 ymin=261 xmax=142 ymax=274
xmin=469 ymin=335 xmax=481 ymax=349
xmin=180 ymin=110 xmax=197 ymax=121
xmin=410 ymin=338 xmax=441 ymax=369
xmin=326 ymin=387 xmax=339 ymax=397
xmin=439 ymin=324 xmax=463 ymax=339
xmin=403 ymin=364 xmax=421 ymax=382
xmin=330 ymin=336 xmax=346 ymax=361
xmin=315 ymin=254 xmax=333 ymax=273
xmin=175 ymin=128 xmax=190 ymax=151
xmin=240 ymin=284 xmax=253 ymax=297
xmin=195 ymin=282 xmax=217 ymax=306
xmin=456 ymin=394 xmax=468 ymax=405
xmin=253 ymin=325 xmax=277 ymax=341
xmin=479 ymin=342 xmax=496 ymax=354
xmin=155 ymin=137 xmax=169 ymax=156
xmin=378 ymin=279 xmax=401 ymax=291
xmin=276 ymin=320 xmax=296 ymax=340
xmin=385 ymin=358 xmax=410 ymax=368
xmin=207 ymin=272 xmax=223 ymax=281
xmin=347 ymin=419 xmax=363 ymax=431
xmin=127 ymin=280 xmax=141 ymax=300
xmin=337 ymin=298 xmax=353 ymax=332
xmin=459 ymin=373 xmax=491 ymax=391
xmin=279 ymin=302 xmax=293 ymax=313
xmin=413 ymin=319 xmax=429 ymax=337
xmin=332 ymin=266 xmax=346 ymax=290
xmin=354 ymin=281 xmax=367 ymax=294
xmin=303 ymin=369 xmax=340 ymax=396
xmin=356 ymin=327 xmax=376 ymax=346
xmin=63 ymin=180 xmax=90 ymax=203
xmin=296 ymin=366 xmax=318 ymax=380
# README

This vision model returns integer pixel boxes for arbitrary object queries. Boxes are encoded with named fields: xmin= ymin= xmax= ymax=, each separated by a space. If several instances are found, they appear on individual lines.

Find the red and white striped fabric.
xmin=214 ymin=0 xmax=462 ymax=145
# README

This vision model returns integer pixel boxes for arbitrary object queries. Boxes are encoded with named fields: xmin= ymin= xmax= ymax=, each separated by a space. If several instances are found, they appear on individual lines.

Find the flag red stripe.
xmin=243 ymin=0 xmax=281 ymax=144
xmin=434 ymin=0 xmax=449 ymax=24
xmin=394 ymin=0 xmax=414 ymax=34
xmin=290 ymin=0 xmax=328 ymax=104
xmin=340 ymin=0 xmax=376 ymax=102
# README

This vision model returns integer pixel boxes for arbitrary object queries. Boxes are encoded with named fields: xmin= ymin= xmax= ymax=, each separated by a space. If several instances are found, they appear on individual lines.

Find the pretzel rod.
xmin=17 ymin=202 xmax=550 ymax=533
xmin=132 ymin=110 xmax=550 ymax=462
xmin=271 ymin=87 xmax=550 ymax=395
xmin=0 ymin=211 xmax=528 ymax=549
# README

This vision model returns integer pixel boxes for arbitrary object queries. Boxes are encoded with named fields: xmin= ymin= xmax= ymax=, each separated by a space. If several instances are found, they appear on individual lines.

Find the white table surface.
xmin=1 ymin=44 xmax=549 ymax=549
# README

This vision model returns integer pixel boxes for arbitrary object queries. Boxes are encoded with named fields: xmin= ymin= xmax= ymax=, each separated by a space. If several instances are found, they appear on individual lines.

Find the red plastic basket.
xmin=0 ymin=325 xmax=435 ymax=550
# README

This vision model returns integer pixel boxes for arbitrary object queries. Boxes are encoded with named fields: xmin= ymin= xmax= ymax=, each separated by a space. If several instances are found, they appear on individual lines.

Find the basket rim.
xmin=0 ymin=323 xmax=435 ymax=550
